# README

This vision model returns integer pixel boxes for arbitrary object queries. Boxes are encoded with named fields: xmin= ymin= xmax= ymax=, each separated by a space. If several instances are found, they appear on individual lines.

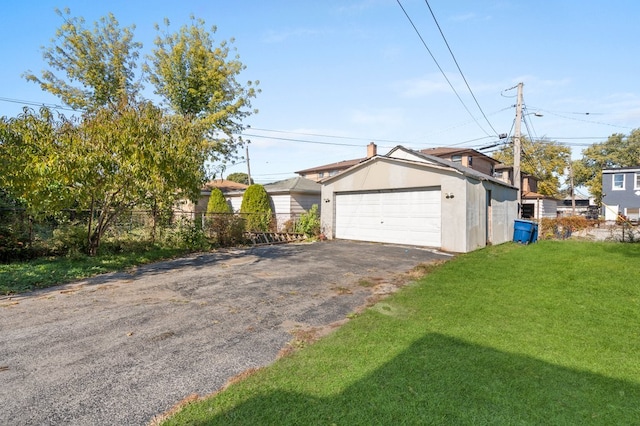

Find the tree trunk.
xmin=87 ymin=198 xmax=95 ymax=256
xmin=151 ymin=201 xmax=157 ymax=243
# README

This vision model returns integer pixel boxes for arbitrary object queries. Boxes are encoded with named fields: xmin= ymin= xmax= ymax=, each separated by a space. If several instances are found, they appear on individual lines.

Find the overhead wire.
xmin=247 ymin=127 xmax=415 ymax=145
xmin=527 ymin=107 xmax=632 ymax=130
xmin=395 ymin=0 xmax=493 ymax=137
xmin=0 ymin=95 xmax=610 ymax=151
xmin=1 ymin=94 xmax=503 ymax=149
xmin=422 ymin=0 xmax=500 ymax=136
xmin=0 ymin=96 xmax=78 ymax=112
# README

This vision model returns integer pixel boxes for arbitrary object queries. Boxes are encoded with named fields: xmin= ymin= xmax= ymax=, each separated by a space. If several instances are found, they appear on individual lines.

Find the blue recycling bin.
xmin=530 ymin=222 xmax=539 ymax=243
xmin=514 ymin=219 xmax=537 ymax=244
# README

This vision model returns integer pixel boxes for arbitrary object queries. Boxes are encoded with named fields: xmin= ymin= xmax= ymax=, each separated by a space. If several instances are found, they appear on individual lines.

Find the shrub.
xmin=240 ymin=184 xmax=272 ymax=232
xmin=206 ymin=188 xmax=232 ymax=214
xmin=165 ymin=218 xmax=210 ymax=251
xmin=206 ymin=214 xmax=246 ymax=247
xmin=540 ymin=216 xmax=594 ymax=240
xmin=50 ymin=223 xmax=88 ymax=255
xmin=295 ymin=204 xmax=321 ymax=237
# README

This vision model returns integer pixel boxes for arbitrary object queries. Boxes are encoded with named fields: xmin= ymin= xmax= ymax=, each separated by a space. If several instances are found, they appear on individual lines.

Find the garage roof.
xmin=321 ymin=145 xmax=515 ymax=189
xmin=262 ymin=176 xmax=321 ymax=194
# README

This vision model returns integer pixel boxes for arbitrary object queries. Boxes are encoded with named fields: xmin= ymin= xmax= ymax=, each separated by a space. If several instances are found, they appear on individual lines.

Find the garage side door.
xmin=335 ymin=189 xmax=441 ymax=247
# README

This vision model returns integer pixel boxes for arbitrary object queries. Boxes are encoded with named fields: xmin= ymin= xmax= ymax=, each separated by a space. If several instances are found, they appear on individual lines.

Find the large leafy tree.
xmin=573 ymin=129 xmax=640 ymax=204
xmin=2 ymin=10 xmax=258 ymax=255
xmin=145 ymin=17 xmax=259 ymax=166
xmin=226 ymin=172 xmax=253 ymax=185
xmin=24 ymin=9 xmax=141 ymax=111
xmin=492 ymin=136 xmax=571 ymax=197
xmin=0 ymin=108 xmax=73 ymax=215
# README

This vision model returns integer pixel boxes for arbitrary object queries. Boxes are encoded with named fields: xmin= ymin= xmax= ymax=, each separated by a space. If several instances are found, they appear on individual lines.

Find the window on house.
xmin=451 ymin=155 xmax=462 ymax=163
xmin=328 ymin=170 xmax=339 ymax=176
xmin=467 ymin=156 xmax=473 ymax=166
xmin=613 ymin=173 xmax=625 ymax=190
xmin=626 ymin=207 xmax=640 ymax=221
xmin=317 ymin=172 xmax=324 ymax=178
xmin=521 ymin=204 xmax=535 ymax=219
xmin=635 ymin=173 xmax=640 ymax=190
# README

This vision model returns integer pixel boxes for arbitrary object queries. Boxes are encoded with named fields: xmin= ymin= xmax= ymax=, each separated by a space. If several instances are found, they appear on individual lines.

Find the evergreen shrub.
xmin=240 ymin=184 xmax=272 ymax=232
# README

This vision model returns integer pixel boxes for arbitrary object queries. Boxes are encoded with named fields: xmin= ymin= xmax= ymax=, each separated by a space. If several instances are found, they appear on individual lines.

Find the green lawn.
xmin=0 ymin=247 xmax=187 ymax=295
xmin=162 ymin=240 xmax=640 ymax=425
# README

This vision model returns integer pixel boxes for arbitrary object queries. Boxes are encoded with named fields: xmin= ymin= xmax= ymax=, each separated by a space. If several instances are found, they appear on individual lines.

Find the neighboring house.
xmin=262 ymin=177 xmax=321 ymax=230
xmin=298 ymin=144 xmax=501 ymax=183
xmin=320 ymin=146 xmax=518 ymax=253
xmin=493 ymin=165 xmax=558 ymax=219
xmin=420 ymin=147 xmax=500 ymax=177
xmin=602 ymin=167 xmax=640 ymax=221
xmin=295 ymin=142 xmax=378 ymax=182
xmin=557 ymin=195 xmax=597 ymax=218
xmin=492 ymin=164 xmax=513 ymax=183
xmin=521 ymin=177 xmax=559 ymax=219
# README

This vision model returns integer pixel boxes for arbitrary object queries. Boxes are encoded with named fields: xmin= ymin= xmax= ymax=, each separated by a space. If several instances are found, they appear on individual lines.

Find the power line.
xmin=247 ymin=127 xmax=416 ymax=145
xmin=395 ymin=0 xmax=493 ymax=137
xmin=422 ymin=0 xmax=499 ymax=136
xmin=528 ymin=106 xmax=632 ymax=129
xmin=0 ymin=96 xmax=78 ymax=112
xmin=243 ymin=133 xmax=365 ymax=148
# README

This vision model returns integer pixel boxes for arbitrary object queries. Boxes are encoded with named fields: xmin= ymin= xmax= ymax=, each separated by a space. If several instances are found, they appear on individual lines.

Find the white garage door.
xmin=335 ymin=188 xmax=441 ymax=247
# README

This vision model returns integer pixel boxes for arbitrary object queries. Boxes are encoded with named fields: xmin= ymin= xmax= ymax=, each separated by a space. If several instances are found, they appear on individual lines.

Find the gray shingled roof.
xmin=263 ymin=176 xmax=321 ymax=193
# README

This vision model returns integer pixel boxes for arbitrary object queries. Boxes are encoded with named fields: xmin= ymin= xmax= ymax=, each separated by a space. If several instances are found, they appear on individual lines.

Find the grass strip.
xmin=163 ymin=241 xmax=640 ymax=425
xmin=0 ymin=247 xmax=188 ymax=295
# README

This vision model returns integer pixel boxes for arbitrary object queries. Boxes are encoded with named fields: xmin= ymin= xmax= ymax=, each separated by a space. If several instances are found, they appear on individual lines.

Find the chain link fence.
xmin=0 ymin=208 xmax=307 ymax=262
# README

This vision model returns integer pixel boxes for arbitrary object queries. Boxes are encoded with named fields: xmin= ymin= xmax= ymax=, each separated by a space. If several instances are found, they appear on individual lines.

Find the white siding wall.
xmin=321 ymin=157 xmax=517 ymax=253
xmin=540 ymin=199 xmax=558 ymax=218
xmin=524 ymin=199 xmax=558 ymax=219
xmin=487 ymin=182 xmax=518 ymax=246
xmin=292 ymin=194 xmax=321 ymax=215
xmin=270 ymin=194 xmax=292 ymax=230
xmin=226 ymin=194 xmax=244 ymax=213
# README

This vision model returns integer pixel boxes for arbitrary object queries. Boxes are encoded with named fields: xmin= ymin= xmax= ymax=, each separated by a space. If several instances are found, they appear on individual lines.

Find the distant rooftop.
xmin=420 ymin=147 xmax=500 ymax=164
xmin=295 ymin=158 xmax=365 ymax=174
xmin=202 ymin=179 xmax=248 ymax=193
xmin=263 ymin=176 xmax=320 ymax=193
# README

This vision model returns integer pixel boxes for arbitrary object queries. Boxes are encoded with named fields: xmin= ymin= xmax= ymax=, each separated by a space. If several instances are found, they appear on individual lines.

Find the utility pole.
xmin=245 ymin=145 xmax=252 ymax=184
xmin=514 ymin=82 xmax=523 ymax=216
xmin=569 ymin=161 xmax=576 ymax=216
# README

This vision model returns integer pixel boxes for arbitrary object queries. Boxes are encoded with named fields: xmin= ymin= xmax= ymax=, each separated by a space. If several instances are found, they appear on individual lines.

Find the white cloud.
xmin=262 ymin=27 xmax=328 ymax=43
xmin=395 ymin=74 xmax=452 ymax=98
xmin=451 ymin=13 xmax=477 ymax=22
xmin=510 ymin=75 xmax=572 ymax=90
xmin=449 ymin=12 xmax=492 ymax=22
xmin=335 ymin=0 xmax=384 ymax=14
xmin=349 ymin=108 xmax=405 ymax=126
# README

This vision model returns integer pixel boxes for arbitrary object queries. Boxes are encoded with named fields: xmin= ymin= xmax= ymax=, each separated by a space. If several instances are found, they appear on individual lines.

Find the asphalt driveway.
xmin=0 ymin=240 xmax=451 ymax=425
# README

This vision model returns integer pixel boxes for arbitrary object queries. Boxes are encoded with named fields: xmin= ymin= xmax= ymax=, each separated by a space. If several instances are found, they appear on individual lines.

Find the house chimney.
xmin=367 ymin=142 xmax=377 ymax=158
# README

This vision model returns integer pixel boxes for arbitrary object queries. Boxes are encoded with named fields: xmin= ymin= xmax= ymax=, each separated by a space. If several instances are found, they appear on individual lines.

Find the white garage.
xmin=335 ymin=188 xmax=441 ymax=247
xmin=321 ymin=146 xmax=518 ymax=253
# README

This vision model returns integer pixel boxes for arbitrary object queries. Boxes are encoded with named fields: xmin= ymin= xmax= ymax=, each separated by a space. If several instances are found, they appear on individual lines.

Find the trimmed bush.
xmin=206 ymin=188 xmax=231 ymax=214
xmin=240 ymin=184 xmax=272 ymax=232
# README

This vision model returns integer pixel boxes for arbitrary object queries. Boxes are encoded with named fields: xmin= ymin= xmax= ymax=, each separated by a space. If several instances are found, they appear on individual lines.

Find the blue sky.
xmin=2 ymin=1 xmax=639 ymax=185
